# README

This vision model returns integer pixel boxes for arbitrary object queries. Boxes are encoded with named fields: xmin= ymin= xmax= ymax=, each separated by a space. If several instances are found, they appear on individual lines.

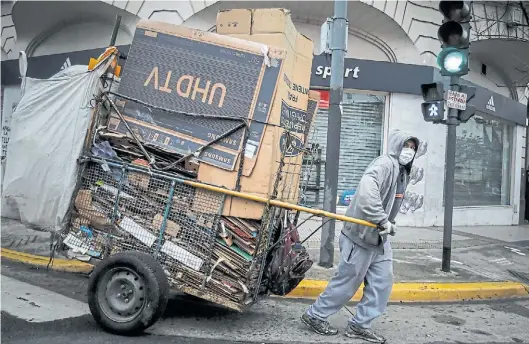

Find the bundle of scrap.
xmin=63 ymin=161 xmax=199 ymax=261
xmin=200 ymin=216 xmax=263 ymax=302
xmin=94 ymin=130 xmax=199 ymax=179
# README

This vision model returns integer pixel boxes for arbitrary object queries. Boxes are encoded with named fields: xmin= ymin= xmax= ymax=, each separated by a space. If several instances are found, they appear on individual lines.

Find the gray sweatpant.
xmin=307 ymin=233 xmax=393 ymax=329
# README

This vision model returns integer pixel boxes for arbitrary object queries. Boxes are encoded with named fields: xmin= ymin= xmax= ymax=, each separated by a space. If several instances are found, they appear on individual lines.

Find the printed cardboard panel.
xmin=275 ymin=91 xmax=320 ymax=197
xmin=304 ymin=93 xmax=320 ymax=144
xmin=113 ymin=20 xmax=285 ymax=171
xmin=218 ymin=89 xmax=320 ymax=219
xmin=227 ymin=33 xmax=312 ymax=119
xmin=197 ymin=10 xmax=315 ymax=218
xmin=197 ymin=15 xmax=314 ymax=217
xmin=108 ymin=114 xmax=239 ymax=170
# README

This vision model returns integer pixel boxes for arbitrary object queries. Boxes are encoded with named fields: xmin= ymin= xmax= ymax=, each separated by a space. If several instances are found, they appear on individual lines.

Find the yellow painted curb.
xmin=286 ymin=279 xmax=529 ymax=302
xmin=1 ymin=248 xmax=94 ymax=274
xmin=2 ymin=248 xmax=528 ymax=302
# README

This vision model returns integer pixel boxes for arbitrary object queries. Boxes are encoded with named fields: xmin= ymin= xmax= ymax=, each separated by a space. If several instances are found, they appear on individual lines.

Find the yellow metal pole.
xmin=183 ymin=180 xmax=377 ymax=228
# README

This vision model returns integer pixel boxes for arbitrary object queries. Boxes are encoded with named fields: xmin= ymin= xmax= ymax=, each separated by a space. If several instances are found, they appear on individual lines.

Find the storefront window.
xmin=454 ymin=115 xmax=513 ymax=207
xmin=305 ymin=90 xmax=385 ymax=207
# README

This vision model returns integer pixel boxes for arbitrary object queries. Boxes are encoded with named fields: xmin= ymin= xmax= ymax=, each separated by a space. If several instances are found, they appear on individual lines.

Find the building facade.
xmin=2 ymin=0 xmax=528 ymax=227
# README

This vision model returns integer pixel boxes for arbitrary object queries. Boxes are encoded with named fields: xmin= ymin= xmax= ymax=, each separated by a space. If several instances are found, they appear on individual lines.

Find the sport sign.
xmin=446 ymin=90 xmax=467 ymax=111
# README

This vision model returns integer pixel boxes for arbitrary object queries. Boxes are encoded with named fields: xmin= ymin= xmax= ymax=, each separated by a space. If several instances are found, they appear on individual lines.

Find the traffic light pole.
xmin=442 ymin=75 xmax=461 ymax=272
xmin=319 ymin=0 xmax=347 ymax=268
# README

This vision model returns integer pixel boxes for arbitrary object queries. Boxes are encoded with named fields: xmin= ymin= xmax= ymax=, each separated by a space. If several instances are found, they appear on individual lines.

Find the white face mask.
xmin=398 ymin=147 xmax=415 ymax=165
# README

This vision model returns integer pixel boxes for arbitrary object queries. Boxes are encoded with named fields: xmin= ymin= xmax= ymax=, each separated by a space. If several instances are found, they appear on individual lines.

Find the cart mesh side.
xmin=61 ymin=88 xmax=320 ymax=311
xmin=63 ymin=160 xmax=264 ymax=307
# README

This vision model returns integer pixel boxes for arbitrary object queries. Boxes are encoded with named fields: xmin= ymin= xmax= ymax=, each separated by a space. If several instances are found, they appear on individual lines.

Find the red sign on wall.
xmin=314 ymin=90 xmax=329 ymax=109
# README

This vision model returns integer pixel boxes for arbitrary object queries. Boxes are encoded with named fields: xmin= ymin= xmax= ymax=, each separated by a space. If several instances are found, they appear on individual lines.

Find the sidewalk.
xmin=298 ymin=214 xmax=529 ymax=283
xmin=297 ymin=213 xmax=529 ymax=250
xmin=2 ymin=216 xmax=529 ymax=302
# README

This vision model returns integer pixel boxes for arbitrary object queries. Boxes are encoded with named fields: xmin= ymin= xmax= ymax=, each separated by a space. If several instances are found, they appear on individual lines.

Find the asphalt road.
xmin=1 ymin=312 xmax=253 ymax=344
xmin=2 ymin=260 xmax=529 ymax=344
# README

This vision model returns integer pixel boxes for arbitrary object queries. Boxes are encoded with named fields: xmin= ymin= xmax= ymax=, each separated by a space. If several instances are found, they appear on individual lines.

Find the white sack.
xmin=2 ymin=65 xmax=105 ymax=231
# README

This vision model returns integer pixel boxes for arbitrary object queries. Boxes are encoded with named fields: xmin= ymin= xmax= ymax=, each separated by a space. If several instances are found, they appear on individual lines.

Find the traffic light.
xmin=437 ymin=1 xmax=472 ymax=76
xmin=457 ymin=85 xmax=476 ymax=123
xmin=420 ymin=82 xmax=445 ymax=123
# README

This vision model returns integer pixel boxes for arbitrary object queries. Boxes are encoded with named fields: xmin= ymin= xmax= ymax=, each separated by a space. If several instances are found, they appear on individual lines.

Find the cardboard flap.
xmin=216 ymin=9 xmax=252 ymax=34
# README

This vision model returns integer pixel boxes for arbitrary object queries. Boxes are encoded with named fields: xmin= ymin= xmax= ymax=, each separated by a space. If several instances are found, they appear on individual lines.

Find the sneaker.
xmin=300 ymin=313 xmax=339 ymax=336
xmin=345 ymin=323 xmax=386 ymax=343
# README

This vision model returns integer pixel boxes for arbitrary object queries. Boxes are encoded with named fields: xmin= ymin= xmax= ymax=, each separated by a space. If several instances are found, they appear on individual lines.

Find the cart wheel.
xmin=87 ymin=251 xmax=169 ymax=335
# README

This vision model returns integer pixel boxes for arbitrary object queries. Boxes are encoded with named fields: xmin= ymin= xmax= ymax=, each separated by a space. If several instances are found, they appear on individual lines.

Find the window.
xmin=481 ymin=63 xmax=487 ymax=76
xmin=305 ymin=90 xmax=385 ymax=207
xmin=454 ymin=115 xmax=513 ymax=207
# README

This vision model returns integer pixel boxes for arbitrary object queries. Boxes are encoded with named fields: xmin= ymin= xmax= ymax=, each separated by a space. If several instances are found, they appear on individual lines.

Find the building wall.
xmin=3 ymin=0 xmax=516 ymax=99
xmin=169 ymin=0 xmax=527 ymax=226
xmin=387 ymin=93 xmax=445 ymax=227
xmin=466 ymin=58 xmax=513 ymax=99
xmin=3 ymin=0 xmax=520 ymax=101
xmin=388 ymin=92 xmax=524 ymax=226
xmin=2 ymin=0 xmax=526 ymax=226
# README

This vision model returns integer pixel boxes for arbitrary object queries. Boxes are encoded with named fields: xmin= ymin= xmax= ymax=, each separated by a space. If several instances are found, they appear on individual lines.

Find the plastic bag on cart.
xmin=266 ymin=214 xmax=313 ymax=296
xmin=2 ymin=64 xmax=107 ymax=231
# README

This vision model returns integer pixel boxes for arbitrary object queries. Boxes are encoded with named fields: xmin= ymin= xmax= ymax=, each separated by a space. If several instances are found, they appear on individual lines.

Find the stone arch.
xmin=291 ymin=17 xmax=398 ymax=62
xmin=12 ymin=0 xmax=138 ymax=58
xmin=175 ymin=0 xmax=423 ymax=63
xmin=99 ymin=0 xmax=433 ymax=63
xmin=24 ymin=19 xmax=134 ymax=58
xmin=8 ymin=0 xmax=444 ymax=64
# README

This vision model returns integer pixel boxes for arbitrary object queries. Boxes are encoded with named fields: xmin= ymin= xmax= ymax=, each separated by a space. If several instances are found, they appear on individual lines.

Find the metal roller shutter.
xmin=305 ymin=91 xmax=385 ymax=207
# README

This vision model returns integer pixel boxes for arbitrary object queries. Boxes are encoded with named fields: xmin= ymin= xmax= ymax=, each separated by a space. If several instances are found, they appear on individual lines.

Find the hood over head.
xmin=387 ymin=129 xmax=420 ymax=160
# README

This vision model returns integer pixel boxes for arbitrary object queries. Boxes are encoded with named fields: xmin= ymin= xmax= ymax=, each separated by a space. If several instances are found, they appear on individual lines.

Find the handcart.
xmin=60 ymin=49 xmax=376 ymax=336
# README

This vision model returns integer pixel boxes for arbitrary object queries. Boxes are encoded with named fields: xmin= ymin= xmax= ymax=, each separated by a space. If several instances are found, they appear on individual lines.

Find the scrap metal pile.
xmin=62 ymin=9 xmax=319 ymax=310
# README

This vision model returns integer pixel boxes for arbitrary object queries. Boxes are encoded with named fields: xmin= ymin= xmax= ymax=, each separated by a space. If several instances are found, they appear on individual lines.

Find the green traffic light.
xmin=437 ymin=47 xmax=468 ymax=76
xmin=444 ymin=51 xmax=464 ymax=72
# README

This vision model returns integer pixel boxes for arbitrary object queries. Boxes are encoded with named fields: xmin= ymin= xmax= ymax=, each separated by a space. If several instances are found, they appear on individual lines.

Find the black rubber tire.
xmin=87 ymin=251 xmax=169 ymax=336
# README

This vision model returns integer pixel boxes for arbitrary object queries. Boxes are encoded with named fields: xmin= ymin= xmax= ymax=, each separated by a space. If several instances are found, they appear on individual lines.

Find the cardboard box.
xmin=252 ymin=8 xmax=297 ymax=36
xmin=218 ymin=90 xmax=320 ymax=219
xmin=194 ymin=9 xmax=316 ymax=219
xmin=111 ymin=15 xmax=315 ymax=220
xmin=295 ymin=33 xmax=314 ymax=60
xmin=190 ymin=9 xmax=317 ymax=219
xmin=228 ymin=34 xmax=309 ymax=120
xmin=216 ymin=9 xmax=252 ymax=34
xmin=217 ymin=8 xmax=297 ymax=46
xmin=109 ymin=19 xmax=286 ymax=172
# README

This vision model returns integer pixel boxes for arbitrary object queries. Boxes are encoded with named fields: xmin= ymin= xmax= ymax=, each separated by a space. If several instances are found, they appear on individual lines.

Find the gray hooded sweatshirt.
xmin=342 ymin=129 xmax=419 ymax=254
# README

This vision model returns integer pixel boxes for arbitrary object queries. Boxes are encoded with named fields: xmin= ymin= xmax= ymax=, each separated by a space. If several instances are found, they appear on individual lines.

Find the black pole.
xmin=442 ymin=74 xmax=461 ymax=272
xmin=110 ymin=15 xmax=122 ymax=46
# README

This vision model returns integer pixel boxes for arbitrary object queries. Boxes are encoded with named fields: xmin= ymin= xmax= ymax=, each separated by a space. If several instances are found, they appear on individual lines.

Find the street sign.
xmin=446 ymin=90 xmax=467 ymax=110
xmin=421 ymin=101 xmax=444 ymax=122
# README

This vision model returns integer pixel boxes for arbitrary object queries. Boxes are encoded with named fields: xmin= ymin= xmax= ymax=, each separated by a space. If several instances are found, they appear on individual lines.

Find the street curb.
xmin=2 ymin=248 xmax=528 ymax=302
xmin=1 ymin=248 xmax=93 ymax=274
xmin=287 ymin=279 xmax=529 ymax=302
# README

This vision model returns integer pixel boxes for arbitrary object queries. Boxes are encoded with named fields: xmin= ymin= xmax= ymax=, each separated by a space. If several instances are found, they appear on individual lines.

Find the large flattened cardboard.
xmin=201 ymin=8 xmax=316 ymax=218
xmin=108 ymin=19 xmax=286 ymax=172
xmin=217 ymin=91 xmax=321 ymax=219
